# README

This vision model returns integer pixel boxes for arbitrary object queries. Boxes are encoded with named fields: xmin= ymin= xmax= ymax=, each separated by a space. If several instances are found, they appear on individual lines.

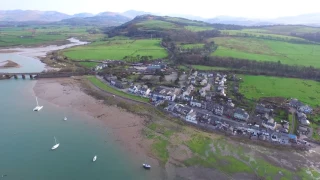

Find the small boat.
xmin=142 ymin=163 xmax=151 ymax=170
xmin=93 ymin=155 xmax=97 ymax=162
xmin=33 ymin=97 xmax=43 ymax=111
xmin=51 ymin=136 xmax=60 ymax=150
xmin=64 ymin=117 xmax=67 ymax=121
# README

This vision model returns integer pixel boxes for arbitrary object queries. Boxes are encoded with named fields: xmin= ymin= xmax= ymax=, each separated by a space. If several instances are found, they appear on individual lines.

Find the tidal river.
xmin=0 ymin=44 xmax=157 ymax=179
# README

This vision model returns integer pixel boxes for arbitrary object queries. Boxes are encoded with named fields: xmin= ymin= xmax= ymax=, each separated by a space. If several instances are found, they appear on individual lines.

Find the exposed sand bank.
xmin=0 ymin=38 xmax=88 ymax=59
xmin=0 ymin=60 xmax=21 ymax=69
xmin=33 ymin=77 xmax=167 ymax=178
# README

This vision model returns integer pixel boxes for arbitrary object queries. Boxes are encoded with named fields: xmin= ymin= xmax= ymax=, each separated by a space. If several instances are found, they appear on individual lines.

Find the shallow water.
xmin=0 ymin=53 xmax=160 ymax=180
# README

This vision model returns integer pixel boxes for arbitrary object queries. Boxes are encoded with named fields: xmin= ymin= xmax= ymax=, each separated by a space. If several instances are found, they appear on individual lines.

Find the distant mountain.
xmin=121 ymin=10 xmax=150 ymax=18
xmin=272 ymin=13 xmax=320 ymax=25
xmin=72 ymin=13 xmax=94 ymax=18
xmin=206 ymin=16 xmax=273 ymax=26
xmin=0 ymin=10 xmax=71 ymax=22
xmin=59 ymin=13 xmax=130 ymax=26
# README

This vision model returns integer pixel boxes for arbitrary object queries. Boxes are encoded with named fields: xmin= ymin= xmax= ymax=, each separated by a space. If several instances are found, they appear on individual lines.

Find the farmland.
xmin=185 ymin=25 xmax=214 ymax=32
xmin=0 ymin=25 xmax=103 ymax=47
xmin=136 ymin=20 xmax=178 ymax=30
xmin=180 ymin=43 xmax=204 ymax=49
xmin=63 ymin=39 xmax=168 ymax=61
xmin=239 ymin=75 xmax=320 ymax=107
xmin=211 ymin=37 xmax=320 ymax=68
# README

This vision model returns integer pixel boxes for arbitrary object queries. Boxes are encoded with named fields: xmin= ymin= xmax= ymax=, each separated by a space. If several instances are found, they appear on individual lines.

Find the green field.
xmin=180 ymin=43 xmax=204 ymax=49
xmin=78 ymin=62 xmax=99 ymax=68
xmin=221 ymin=29 xmax=307 ymax=42
xmin=239 ymin=75 xmax=320 ymax=107
xmin=0 ymin=26 xmax=103 ymax=47
xmin=185 ymin=25 xmax=214 ymax=32
xmin=136 ymin=20 xmax=178 ymax=30
xmin=211 ymin=37 xmax=320 ymax=68
xmin=64 ymin=39 xmax=168 ymax=61
xmin=191 ymin=65 xmax=231 ymax=71
xmin=87 ymin=76 xmax=149 ymax=103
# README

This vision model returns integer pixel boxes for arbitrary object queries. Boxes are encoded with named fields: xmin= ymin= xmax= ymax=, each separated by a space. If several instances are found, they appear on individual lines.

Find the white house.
xmin=190 ymin=100 xmax=202 ymax=108
xmin=234 ymin=108 xmax=249 ymax=121
xmin=186 ymin=111 xmax=197 ymax=124
xmin=128 ymin=86 xmax=138 ymax=94
xmin=200 ymin=78 xmax=208 ymax=86
xmin=298 ymin=105 xmax=313 ymax=114
xmin=139 ymin=88 xmax=151 ymax=97
xmin=262 ymin=120 xmax=277 ymax=130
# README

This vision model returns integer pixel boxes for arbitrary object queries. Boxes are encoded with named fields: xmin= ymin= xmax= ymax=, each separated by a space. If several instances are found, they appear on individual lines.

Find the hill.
xmin=0 ymin=10 xmax=71 ymax=22
xmin=106 ymin=15 xmax=216 ymax=38
xmin=59 ymin=13 xmax=130 ymax=26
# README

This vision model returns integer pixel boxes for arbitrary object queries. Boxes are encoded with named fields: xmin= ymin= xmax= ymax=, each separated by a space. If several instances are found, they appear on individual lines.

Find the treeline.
xmin=291 ymin=32 xmax=320 ymax=43
xmin=221 ymin=32 xmax=311 ymax=44
xmin=176 ymin=54 xmax=320 ymax=80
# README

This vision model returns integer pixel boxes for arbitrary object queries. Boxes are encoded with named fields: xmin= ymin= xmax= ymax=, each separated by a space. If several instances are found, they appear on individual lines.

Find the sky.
xmin=1 ymin=0 xmax=319 ymax=19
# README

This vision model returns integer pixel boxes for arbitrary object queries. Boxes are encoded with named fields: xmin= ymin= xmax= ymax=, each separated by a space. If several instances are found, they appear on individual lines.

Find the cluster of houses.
xmin=289 ymin=98 xmax=313 ymax=135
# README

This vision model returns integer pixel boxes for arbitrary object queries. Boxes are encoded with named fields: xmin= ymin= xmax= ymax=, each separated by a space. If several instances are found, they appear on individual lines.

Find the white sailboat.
xmin=64 ymin=117 xmax=67 ymax=121
xmin=51 ymin=136 xmax=60 ymax=150
xmin=33 ymin=97 xmax=43 ymax=111
xmin=93 ymin=155 xmax=97 ymax=162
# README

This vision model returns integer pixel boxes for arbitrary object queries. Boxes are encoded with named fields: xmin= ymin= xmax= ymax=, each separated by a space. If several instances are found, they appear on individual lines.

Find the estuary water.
xmin=0 ymin=53 xmax=155 ymax=180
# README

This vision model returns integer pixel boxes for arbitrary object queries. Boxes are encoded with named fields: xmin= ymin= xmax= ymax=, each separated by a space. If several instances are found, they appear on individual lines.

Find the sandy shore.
xmin=0 ymin=38 xmax=88 ymax=59
xmin=34 ymin=78 xmax=148 ymax=154
xmin=33 ymin=78 xmax=166 ymax=177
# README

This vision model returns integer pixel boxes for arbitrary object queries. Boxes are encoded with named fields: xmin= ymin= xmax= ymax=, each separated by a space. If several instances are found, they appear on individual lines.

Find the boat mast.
xmin=36 ymin=97 xmax=39 ymax=106
xmin=54 ymin=136 xmax=57 ymax=144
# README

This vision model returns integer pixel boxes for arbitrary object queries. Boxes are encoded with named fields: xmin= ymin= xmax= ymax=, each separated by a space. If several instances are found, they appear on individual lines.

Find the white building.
xmin=186 ymin=111 xmax=197 ymax=124
xmin=128 ymin=86 xmax=138 ymax=93
xmin=190 ymin=100 xmax=202 ymax=108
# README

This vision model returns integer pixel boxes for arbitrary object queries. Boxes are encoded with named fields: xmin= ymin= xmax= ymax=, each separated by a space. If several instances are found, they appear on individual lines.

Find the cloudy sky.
xmin=1 ymin=0 xmax=319 ymax=19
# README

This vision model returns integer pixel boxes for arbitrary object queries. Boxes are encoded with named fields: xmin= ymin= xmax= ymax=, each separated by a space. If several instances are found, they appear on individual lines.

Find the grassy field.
xmin=0 ymin=25 xmax=103 ymax=47
xmin=211 ymin=37 xmax=320 ymax=68
xmin=221 ymin=29 xmax=307 ymax=42
xmin=180 ymin=43 xmax=204 ymax=49
xmin=136 ymin=20 xmax=178 ymax=30
xmin=64 ymin=39 xmax=168 ymax=61
xmin=87 ymin=76 xmax=149 ymax=103
xmin=78 ymin=62 xmax=99 ymax=68
xmin=191 ymin=65 xmax=232 ymax=71
xmin=239 ymin=75 xmax=320 ymax=107
xmin=185 ymin=25 xmax=214 ymax=32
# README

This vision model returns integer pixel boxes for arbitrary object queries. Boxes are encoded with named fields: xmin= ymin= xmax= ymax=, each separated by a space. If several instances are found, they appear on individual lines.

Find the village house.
xmin=151 ymin=87 xmax=180 ymax=101
xmin=213 ymin=104 xmax=224 ymax=116
xmin=297 ymin=112 xmax=310 ymax=126
xmin=200 ymin=84 xmax=211 ymax=97
xmin=182 ymin=85 xmax=194 ymax=101
xmin=110 ymin=80 xmax=124 ymax=89
xmin=262 ymin=118 xmax=277 ymax=130
xmin=226 ymin=99 xmax=235 ymax=108
xmin=190 ymin=100 xmax=202 ymax=108
xmin=190 ymin=78 xmax=197 ymax=85
xmin=205 ymin=92 xmax=215 ymax=101
xmin=289 ymin=98 xmax=304 ymax=108
xmin=128 ymin=85 xmax=139 ymax=93
xmin=104 ymin=75 xmax=117 ymax=82
xmin=186 ymin=111 xmax=197 ymax=124
xmin=200 ymin=78 xmax=208 ymax=86
xmin=95 ymin=63 xmax=108 ymax=71
xmin=298 ymin=105 xmax=313 ymax=114
xmin=234 ymin=108 xmax=250 ymax=121
xmin=255 ymin=104 xmax=273 ymax=114
xmin=138 ymin=87 xmax=151 ymax=97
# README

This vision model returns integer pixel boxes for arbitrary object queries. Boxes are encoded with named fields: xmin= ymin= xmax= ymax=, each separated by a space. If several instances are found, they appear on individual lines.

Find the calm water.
xmin=0 ymin=54 xmax=158 ymax=180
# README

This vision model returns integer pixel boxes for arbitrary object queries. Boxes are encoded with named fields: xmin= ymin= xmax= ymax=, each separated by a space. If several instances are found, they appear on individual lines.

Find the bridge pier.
xmin=14 ymin=75 xmax=18 ymax=79
xmin=30 ymin=75 xmax=33 ymax=79
xmin=5 ymin=75 xmax=11 ymax=79
xmin=22 ymin=74 xmax=25 ymax=79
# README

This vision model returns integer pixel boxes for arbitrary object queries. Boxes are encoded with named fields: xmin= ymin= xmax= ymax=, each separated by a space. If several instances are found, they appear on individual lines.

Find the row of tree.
xmin=176 ymin=54 xmax=320 ymax=80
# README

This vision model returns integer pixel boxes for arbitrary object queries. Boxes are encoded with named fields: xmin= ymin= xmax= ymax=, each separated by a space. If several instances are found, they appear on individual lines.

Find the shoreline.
xmin=33 ymin=77 xmax=165 ymax=177
xmin=0 ymin=38 xmax=88 ymax=59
